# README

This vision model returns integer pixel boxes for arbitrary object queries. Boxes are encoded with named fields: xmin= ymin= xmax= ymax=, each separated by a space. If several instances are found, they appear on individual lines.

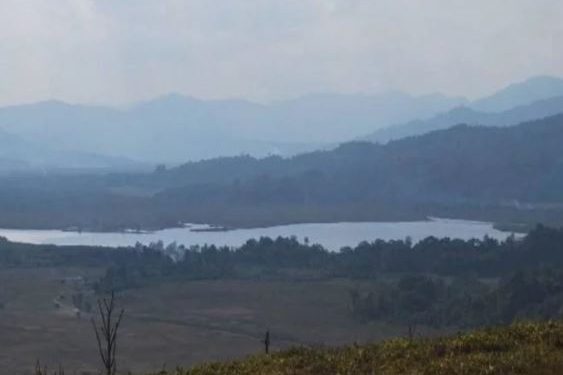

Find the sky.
xmin=0 ymin=0 xmax=561 ymax=106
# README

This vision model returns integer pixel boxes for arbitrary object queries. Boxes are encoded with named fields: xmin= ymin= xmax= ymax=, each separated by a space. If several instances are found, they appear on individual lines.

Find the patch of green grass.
xmin=149 ymin=321 xmax=563 ymax=375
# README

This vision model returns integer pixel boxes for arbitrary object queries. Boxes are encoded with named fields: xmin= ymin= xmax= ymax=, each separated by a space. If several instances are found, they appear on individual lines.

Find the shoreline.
xmin=0 ymin=216 xmax=532 ymax=235
xmin=0 ymin=218 xmax=522 ymax=252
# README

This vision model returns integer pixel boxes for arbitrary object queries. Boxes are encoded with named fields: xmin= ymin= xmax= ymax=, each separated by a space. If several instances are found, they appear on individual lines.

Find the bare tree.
xmin=91 ymin=291 xmax=124 ymax=375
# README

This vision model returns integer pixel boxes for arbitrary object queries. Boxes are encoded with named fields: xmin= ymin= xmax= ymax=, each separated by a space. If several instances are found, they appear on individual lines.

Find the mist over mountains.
xmin=471 ymin=75 xmax=563 ymax=112
xmin=0 ymin=75 xmax=562 ymax=172
xmin=0 ymin=74 xmax=563 ymax=229
xmin=365 ymin=75 xmax=563 ymax=143
xmin=2 ymin=112 xmax=563 ymax=231
xmin=365 ymin=95 xmax=563 ymax=144
xmin=0 ymin=127 xmax=139 ymax=172
xmin=0 ymin=91 xmax=464 ymax=166
xmin=157 ymin=112 xmax=563 ymax=206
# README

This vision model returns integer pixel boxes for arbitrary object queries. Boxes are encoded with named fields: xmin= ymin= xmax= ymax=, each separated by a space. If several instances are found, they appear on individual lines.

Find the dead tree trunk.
xmin=91 ymin=291 xmax=124 ymax=375
xmin=407 ymin=323 xmax=417 ymax=341
xmin=264 ymin=330 xmax=271 ymax=354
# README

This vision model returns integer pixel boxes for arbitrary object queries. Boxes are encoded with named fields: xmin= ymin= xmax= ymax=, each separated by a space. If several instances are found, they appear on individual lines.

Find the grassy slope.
xmin=151 ymin=321 xmax=563 ymax=375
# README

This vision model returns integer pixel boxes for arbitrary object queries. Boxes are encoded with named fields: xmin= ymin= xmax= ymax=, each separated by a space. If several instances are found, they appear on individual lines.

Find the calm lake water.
xmin=0 ymin=218 xmax=518 ymax=251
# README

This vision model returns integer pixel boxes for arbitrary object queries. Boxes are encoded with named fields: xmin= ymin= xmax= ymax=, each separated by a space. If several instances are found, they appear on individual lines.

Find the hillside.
xmin=1 ymin=114 xmax=563 ymax=230
xmin=133 ymin=113 xmax=563 ymax=228
xmin=365 ymin=95 xmax=563 ymax=144
xmin=149 ymin=321 xmax=563 ymax=375
xmin=471 ymin=75 xmax=563 ymax=112
xmin=0 ymin=128 xmax=142 ymax=173
xmin=364 ymin=76 xmax=563 ymax=144
xmin=154 ymin=113 xmax=563 ymax=213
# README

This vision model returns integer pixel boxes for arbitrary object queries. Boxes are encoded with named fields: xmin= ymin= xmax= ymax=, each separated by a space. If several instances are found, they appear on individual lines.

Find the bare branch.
xmin=91 ymin=291 xmax=125 ymax=375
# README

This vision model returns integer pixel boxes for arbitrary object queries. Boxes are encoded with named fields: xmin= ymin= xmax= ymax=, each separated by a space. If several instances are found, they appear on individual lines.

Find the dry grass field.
xmin=154 ymin=321 xmax=563 ymax=375
xmin=0 ymin=268 xmax=421 ymax=374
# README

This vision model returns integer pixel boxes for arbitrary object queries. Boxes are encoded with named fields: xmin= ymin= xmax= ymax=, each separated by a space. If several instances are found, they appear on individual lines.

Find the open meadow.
xmin=0 ymin=267 xmax=421 ymax=374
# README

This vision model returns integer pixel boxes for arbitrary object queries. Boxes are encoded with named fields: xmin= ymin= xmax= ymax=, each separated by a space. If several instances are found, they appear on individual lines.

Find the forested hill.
xmin=157 ymin=113 xmax=563 ymax=204
xmin=128 ymin=112 xmax=563 ymax=228
xmin=1 ymin=114 xmax=563 ymax=230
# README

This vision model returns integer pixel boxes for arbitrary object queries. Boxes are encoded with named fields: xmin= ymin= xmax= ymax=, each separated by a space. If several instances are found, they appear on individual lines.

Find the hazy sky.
xmin=0 ymin=0 xmax=561 ymax=106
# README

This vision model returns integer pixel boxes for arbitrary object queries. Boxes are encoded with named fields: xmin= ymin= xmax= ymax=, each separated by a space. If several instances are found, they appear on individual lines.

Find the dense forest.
xmin=92 ymin=224 xmax=563 ymax=287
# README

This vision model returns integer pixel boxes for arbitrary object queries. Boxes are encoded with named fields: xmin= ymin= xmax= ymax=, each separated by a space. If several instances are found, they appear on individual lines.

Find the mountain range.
xmin=0 ymin=75 xmax=562 ymax=171
xmin=158 ymin=112 xmax=563 ymax=204
xmin=0 ymin=92 xmax=464 ymax=167
xmin=1 ymin=112 xmax=563 ymax=230
xmin=0 ymin=128 xmax=140 ymax=173
xmin=365 ymin=95 xmax=563 ymax=143
xmin=470 ymin=75 xmax=563 ymax=112
xmin=146 ymin=112 xmax=563 ymax=228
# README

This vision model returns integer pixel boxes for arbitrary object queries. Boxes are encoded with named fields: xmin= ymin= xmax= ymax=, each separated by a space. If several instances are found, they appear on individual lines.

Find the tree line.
xmin=95 ymin=225 xmax=563 ymax=292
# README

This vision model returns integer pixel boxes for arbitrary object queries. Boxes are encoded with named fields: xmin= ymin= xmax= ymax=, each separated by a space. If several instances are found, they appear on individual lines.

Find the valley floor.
xmin=0 ymin=267 xmax=432 ymax=374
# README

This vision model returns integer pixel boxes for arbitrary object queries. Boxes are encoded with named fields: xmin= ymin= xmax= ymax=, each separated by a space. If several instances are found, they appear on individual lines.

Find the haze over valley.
xmin=1 ymin=94 xmax=563 ymax=233
xmin=0 ymin=1 xmax=562 ymax=374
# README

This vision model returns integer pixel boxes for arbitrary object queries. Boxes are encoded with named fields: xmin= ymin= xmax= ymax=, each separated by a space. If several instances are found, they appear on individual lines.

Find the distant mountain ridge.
xmin=1 ymin=75 xmax=562 ymax=169
xmin=1 ymin=113 xmax=563 ymax=230
xmin=365 ymin=95 xmax=563 ymax=143
xmin=471 ymin=75 xmax=563 ymax=112
xmin=150 ymin=113 xmax=563 ymax=211
xmin=364 ymin=76 xmax=563 ymax=143
xmin=0 ymin=91 xmax=466 ymax=164
xmin=0 ymin=128 xmax=140 ymax=173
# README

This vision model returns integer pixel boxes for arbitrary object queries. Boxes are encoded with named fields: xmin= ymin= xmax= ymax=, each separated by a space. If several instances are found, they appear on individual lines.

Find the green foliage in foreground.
xmin=149 ymin=321 xmax=563 ymax=375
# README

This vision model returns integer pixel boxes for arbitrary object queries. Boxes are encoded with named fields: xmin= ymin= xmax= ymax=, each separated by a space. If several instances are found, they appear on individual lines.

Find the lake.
xmin=0 ymin=218 xmax=519 ymax=251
